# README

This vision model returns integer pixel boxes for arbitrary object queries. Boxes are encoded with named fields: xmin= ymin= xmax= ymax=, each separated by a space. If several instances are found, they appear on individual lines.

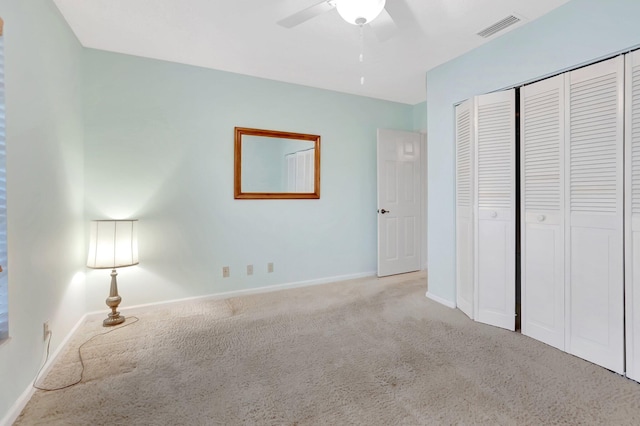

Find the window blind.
xmin=0 ymin=31 xmax=8 ymax=341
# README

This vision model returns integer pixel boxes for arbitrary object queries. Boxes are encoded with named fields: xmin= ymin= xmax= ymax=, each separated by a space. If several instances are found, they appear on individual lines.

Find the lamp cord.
xmin=33 ymin=316 xmax=140 ymax=392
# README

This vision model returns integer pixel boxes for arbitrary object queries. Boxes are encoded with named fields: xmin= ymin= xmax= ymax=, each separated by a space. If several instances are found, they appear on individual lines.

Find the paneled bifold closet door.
xmin=566 ymin=56 xmax=624 ymax=374
xmin=521 ymin=75 xmax=565 ymax=351
xmin=474 ymin=90 xmax=516 ymax=331
xmin=456 ymin=99 xmax=475 ymax=319
xmin=625 ymin=50 xmax=640 ymax=381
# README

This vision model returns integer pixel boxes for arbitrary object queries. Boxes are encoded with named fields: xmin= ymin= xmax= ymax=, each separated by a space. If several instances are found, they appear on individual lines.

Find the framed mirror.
xmin=234 ymin=127 xmax=321 ymax=199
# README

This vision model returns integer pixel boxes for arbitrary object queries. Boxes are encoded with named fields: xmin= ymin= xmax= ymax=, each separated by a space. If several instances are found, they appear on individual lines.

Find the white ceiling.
xmin=53 ymin=0 xmax=571 ymax=105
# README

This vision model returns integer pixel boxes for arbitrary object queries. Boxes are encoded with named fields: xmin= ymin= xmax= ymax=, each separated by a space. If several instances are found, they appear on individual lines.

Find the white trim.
xmin=0 ymin=382 xmax=34 ymax=426
xmin=421 ymin=132 xmax=428 ymax=270
xmin=425 ymin=291 xmax=456 ymax=309
xmin=0 ymin=313 xmax=88 ymax=426
xmin=85 ymin=271 xmax=378 ymax=319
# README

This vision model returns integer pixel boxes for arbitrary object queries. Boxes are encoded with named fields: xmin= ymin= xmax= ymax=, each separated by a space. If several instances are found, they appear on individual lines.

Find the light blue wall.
xmin=426 ymin=0 xmax=640 ymax=303
xmin=412 ymin=101 xmax=427 ymax=133
xmin=0 ymin=0 xmax=85 ymax=420
xmin=83 ymin=49 xmax=414 ymax=310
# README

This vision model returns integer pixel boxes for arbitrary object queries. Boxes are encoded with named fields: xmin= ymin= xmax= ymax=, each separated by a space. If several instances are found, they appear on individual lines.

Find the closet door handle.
xmin=537 ymin=215 xmax=546 ymax=222
xmin=490 ymin=211 xmax=498 ymax=218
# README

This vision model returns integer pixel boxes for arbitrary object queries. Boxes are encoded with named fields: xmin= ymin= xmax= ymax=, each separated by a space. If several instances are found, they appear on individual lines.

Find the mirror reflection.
xmin=234 ymin=127 xmax=321 ymax=199
xmin=241 ymin=137 xmax=315 ymax=193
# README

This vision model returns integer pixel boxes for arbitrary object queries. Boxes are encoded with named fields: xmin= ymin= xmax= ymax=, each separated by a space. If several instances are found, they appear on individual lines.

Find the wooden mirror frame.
xmin=234 ymin=127 xmax=321 ymax=199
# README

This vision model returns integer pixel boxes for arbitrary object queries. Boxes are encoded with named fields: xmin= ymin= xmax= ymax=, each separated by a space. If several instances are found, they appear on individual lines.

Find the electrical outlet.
xmin=43 ymin=321 xmax=50 ymax=340
xmin=247 ymin=265 xmax=253 ymax=276
xmin=222 ymin=266 xmax=230 ymax=278
xmin=268 ymin=262 xmax=274 ymax=273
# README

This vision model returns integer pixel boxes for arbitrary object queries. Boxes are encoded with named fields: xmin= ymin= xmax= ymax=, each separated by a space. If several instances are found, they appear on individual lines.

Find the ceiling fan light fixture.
xmin=336 ymin=0 xmax=386 ymax=26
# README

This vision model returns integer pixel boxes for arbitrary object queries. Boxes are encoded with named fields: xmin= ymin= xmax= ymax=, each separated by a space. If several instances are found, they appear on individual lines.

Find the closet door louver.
xmin=456 ymin=99 xmax=475 ymax=319
xmin=0 ymin=34 xmax=5 ymax=341
xmin=474 ymin=90 xmax=516 ymax=331
xmin=626 ymin=50 xmax=640 ymax=381
xmin=566 ymin=56 xmax=624 ymax=374
xmin=521 ymin=75 xmax=565 ymax=350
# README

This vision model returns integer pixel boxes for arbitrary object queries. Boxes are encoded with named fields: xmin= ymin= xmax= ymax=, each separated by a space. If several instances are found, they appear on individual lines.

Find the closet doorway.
xmin=456 ymin=53 xmax=630 ymax=375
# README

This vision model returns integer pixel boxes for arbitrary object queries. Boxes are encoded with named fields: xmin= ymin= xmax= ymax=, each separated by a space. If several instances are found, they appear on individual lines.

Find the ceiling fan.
xmin=278 ymin=0 xmax=399 ymax=42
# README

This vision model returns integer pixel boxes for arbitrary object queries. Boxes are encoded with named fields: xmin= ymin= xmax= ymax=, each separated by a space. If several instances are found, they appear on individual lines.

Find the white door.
xmin=295 ymin=150 xmax=306 ymax=192
xmin=456 ymin=99 xmax=475 ymax=319
xmin=286 ymin=154 xmax=296 ymax=192
xmin=566 ymin=56 xmax=624 ymax=374
xmin=626 ymin=50 xmax=640 ymax=381
xmin=521 ymin=75 xmax=566 ymax=350
xmin=377 ymin=129 xmax=421 ymax=277
xmin=474 ymin=90 xmax=516 ymax=331
xmin=304 ymin=149 xmax=315 ymax=192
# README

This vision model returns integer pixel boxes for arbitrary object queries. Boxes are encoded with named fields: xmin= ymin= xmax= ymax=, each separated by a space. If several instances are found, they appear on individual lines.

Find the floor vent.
xmin=477 ymin=15 xmax=521 ymax=38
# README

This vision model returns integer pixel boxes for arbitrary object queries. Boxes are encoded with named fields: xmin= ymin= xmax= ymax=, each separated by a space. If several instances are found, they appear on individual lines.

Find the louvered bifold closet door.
xmin=521 ymin=75 xmax=565 ymax=350
xmin=295 ymin=150 xmax=307 ymax=192
xmin=474 ymin=90 xmax=516 ymax=331
xmin=305 ymin=149 xmax=315 ymax=192
xmin=286 ymin=154 xmax=296 ymax=192
xmin=566 ymin=56 xmax=624 ymax=374
xmin=625 ymin=50 xmax=640 ymax=381
xmin=456 ymin=99 xmax=475 ymax=319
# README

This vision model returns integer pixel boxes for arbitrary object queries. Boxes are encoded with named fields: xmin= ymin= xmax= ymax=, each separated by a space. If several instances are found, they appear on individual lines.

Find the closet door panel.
xmin=456 ymin=99 xmax=474 ymax=319
xmin=304 ymin=149 xmax=315 ymax=192
xmin=295 ymin=151 xmax=306 ymax=192
xmin=521 ymin=75 xmax=565 ymax=350
xmin=477 ymin=211 xmax=511 ymax=327
xmin=625 ymin=50 xmax=640 ymax=381
xmin=474 ymin=90 xmax=516 ymax=331
xmin=286 ymin=155 xmax=296 ymax=192
xmin=566 ymin=56 xmax=624 ymax=374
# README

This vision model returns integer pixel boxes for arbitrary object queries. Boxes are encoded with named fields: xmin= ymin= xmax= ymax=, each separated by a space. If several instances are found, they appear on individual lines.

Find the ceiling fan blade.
xmin=369 ymin=8 xmax=398 ymax=42
xmin=277 ymin=1 xmax=336 ymax=29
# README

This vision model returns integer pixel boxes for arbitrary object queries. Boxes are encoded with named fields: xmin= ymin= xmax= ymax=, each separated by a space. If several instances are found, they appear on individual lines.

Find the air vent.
xmin=477 ymin=15 xmax=521 ymax=38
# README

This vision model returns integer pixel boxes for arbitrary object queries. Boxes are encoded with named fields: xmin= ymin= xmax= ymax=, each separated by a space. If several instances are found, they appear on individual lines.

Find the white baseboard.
xmin=0 ymin=313 xmax=88 ymax=426
xmin=86 ymin=270 xmax=378 ymax=319
xmin=0 ymin=381 xmax=34 ymax=426
xmin=425 ymin=291 xmax=456 ymax=309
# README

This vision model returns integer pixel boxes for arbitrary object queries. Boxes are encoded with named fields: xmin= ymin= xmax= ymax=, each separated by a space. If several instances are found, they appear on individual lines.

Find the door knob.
xmin=491 ymin=211 xmax=498 ymax=218
xmin=537 ymin=215 xmax=545 ymax=222
xmin=379 ymin=209 xmax=390 ymax=214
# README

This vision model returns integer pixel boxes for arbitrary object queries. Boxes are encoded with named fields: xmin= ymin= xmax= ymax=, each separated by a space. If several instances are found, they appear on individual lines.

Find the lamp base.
xmin=103 ymin=268 xmax=125 ymax=327
xmin=103 ymin=312 xmax=125 ymax=327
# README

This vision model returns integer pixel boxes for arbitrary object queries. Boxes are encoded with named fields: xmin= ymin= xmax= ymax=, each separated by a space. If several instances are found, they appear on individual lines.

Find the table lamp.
xmin=87 ymin=220 xmax=138 ymax=326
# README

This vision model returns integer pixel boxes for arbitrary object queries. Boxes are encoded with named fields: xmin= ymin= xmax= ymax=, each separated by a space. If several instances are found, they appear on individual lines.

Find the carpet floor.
xmin=16 ymin=272 xmax=640 ymax=425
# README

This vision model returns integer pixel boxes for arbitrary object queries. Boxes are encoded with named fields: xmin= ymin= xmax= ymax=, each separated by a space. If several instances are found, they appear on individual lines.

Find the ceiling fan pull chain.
xmin=359 ymin=24 xmax=365 ymax=85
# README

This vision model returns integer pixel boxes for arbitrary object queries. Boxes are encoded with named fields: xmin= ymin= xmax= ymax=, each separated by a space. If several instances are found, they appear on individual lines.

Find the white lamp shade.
xmin=336 ymin=0 xmax=386 ymax=25
xmin=87 ymin=220 xmax=139 ymax=269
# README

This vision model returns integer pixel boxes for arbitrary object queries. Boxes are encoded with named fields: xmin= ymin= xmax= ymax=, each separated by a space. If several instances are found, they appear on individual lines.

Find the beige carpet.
xmin=16 ymin=272 xmax=640 ymax=425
